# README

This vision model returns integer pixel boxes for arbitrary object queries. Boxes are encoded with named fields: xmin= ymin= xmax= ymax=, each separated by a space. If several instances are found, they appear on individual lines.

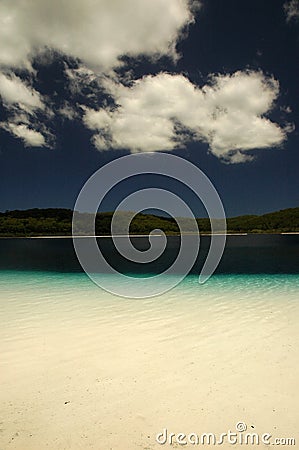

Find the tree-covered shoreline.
xmin=0 ymin=207 xmax=298 ymax=237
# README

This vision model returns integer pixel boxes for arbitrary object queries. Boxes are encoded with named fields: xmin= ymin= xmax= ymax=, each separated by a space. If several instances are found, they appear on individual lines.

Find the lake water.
xmin=0 ymin=236 xmax=298 ymax=449
xmin=0 ymin=234 xmax=298 ymax=274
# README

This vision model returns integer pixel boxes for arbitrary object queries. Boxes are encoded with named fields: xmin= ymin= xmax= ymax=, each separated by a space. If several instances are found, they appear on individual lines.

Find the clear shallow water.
xmin=0 ymin=237 xmax=298 ymax=449
xmin=1 ymin=272 xmax=299 ymax=450
xmin=1 ymin=271 xmax=299 ymax=344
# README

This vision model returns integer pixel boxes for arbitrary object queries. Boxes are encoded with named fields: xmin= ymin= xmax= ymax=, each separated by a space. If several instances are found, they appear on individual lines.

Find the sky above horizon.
xmin=0 ymin=0 xmax=298 ymax=217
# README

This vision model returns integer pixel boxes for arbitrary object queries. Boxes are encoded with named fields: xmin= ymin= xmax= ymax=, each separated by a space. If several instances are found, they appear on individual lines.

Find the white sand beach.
xmin=0 ymin=273 xmax=299 ymax=449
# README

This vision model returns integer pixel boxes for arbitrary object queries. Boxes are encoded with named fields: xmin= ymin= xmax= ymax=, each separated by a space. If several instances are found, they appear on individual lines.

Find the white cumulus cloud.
xmin=0 ymin=122 xmax=46 ymax=147
xmin=0 ymin=71 xmax=53 ymax=147
xmin=82 ymin=70 xmax=289 ymax=162
xmin=0 ymin=0 xmax=197 ymax=71
xmin=0 ymin=0 xmax=201 ymax=150
xmin=0 ymin=72 xmax=45 ymax=112
xmin=0 ymin=1 xmax=293 ymax=160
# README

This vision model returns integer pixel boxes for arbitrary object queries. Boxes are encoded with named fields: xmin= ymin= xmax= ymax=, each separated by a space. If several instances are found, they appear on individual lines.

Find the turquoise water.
xmin=1 ymin=270 xmax=299 ymax=309
xmin=1 ymin=270 xmax=299 ymax=298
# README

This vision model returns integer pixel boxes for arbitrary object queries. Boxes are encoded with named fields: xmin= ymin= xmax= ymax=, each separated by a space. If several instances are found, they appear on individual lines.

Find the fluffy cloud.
xmin=0 ymin=0 xmax=196 ymax=71
xmin=83 ymin=71 xmax=289 ymax=162
xmin=0 ymin=122 xmax=46 ymax=147
xmin=0 ymin=72 xmax=44 ymax=112
xmin=284 ymin=0 xmax=299 ymax=22
xmin=0 ymin=71 xmax=53 ymax=146
xmin=0 ymin=0 xmax=199 ymax=150
xmin=0 ymin=1 xmax=293 ymax=160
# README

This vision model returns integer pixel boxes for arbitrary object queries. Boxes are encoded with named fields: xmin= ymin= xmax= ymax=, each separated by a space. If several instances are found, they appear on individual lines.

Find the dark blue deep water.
xmin=0 ymin=234 xmax=298 ymax=275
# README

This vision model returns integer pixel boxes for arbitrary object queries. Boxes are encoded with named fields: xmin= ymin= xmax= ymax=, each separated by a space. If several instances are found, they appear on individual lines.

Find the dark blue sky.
xmin=0 ymin=0 xmax=298 ymax=217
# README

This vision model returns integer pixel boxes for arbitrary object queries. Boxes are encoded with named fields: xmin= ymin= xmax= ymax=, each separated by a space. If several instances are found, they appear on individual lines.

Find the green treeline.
xmin=0 ymin=207 xmax=298 ymax=237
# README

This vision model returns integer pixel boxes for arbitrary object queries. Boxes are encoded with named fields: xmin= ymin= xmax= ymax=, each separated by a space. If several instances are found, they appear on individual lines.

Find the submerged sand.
xmin=0 ymin=273 xmax=298 ymax=449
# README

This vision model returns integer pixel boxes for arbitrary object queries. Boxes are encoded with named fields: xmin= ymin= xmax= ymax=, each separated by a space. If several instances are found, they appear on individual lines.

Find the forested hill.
xmin=0 ymin=207 xmax=298 ymax=236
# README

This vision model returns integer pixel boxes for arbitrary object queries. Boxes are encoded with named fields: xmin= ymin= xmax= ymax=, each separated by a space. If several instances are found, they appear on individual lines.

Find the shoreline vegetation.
xmin=0 ymin=207 xmax=298 ymax=237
